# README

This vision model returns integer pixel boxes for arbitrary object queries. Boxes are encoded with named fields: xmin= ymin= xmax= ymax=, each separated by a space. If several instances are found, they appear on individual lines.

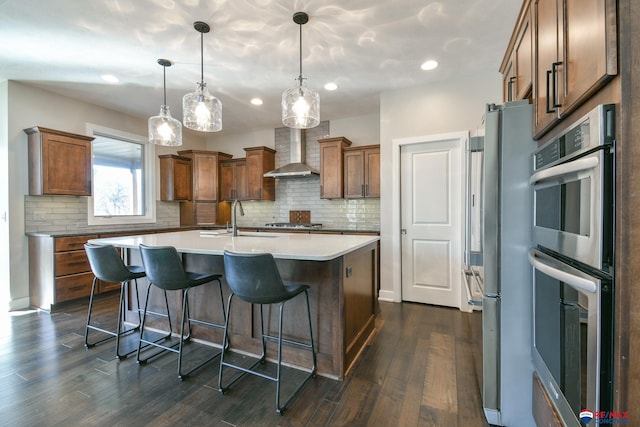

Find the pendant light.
xmin=148 ymin=59 xmax=182 ymax=146
xmin=183 ymin=21 xmax=222 ymax=132
xmin=282 ymin=12 xmax=320 ymax=129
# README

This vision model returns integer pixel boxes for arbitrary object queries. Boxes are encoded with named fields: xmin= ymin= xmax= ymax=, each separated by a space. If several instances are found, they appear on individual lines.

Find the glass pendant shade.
xmin=183 ymin=81 xmax=222 ymax=132
xmin=282 ymin=78 xmax=320 ymax=129
xmin=148 ymin=58 xmax=182 ymax=146
xmin=149 ymin=105 xmax=182 ymax=146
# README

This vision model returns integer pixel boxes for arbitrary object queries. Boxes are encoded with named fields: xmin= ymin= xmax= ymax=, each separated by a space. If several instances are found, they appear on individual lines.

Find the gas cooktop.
xmin=264 ymin=222 xmax=323 ymax=229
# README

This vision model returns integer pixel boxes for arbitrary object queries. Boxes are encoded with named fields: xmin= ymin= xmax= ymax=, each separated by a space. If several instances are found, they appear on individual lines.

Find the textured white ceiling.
xmin=0 ymin=0 xmax=521 ymax=135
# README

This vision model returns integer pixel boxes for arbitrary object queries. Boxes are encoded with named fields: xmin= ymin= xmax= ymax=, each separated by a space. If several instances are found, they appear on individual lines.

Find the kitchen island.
xmin=89 ymin=230 xmax=379 ymax=379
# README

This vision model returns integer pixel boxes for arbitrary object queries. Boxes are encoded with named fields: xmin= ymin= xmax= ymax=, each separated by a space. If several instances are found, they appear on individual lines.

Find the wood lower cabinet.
xmin=533 ymin=0 xmax=617 ymax=137
xmin=344 ymin=145 xmax=380 ymax=199
xmin=29 ymin=234 xmax=97 ymax=311
xmin=220 ymin=159 xmax=247 ymax=201
xmin=159 ymin=154 xmax=192 ymax=201
xmin=24 ymin=126 xmax=94 ymax=196
xmin=318 ymin=137 xmax=352 ymax=199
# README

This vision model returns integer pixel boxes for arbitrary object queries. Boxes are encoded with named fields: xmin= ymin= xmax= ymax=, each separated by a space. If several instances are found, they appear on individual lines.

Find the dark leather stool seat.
xmin=218 ymin=250 xmax=316 ymax=414
xmin=137 ymin=244 xmax=227 ymax=380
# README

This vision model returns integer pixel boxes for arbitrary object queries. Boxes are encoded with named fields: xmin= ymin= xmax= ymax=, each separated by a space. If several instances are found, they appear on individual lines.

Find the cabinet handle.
xmin=258 ymin=188 xmax=262 ymax=199
xmin=551 ymin=61 xmax=562 ymax=108
xmin=69 ymin=285 xmax=86 ymax=292
xmin=508 ymin=76 xmax=516 ymax=101
xmin=320 ymin=185 xmax=323 ymax=197
xmin=365 ymin=184 xmax=369 ymax=197
xmin=361 ymin=184 xmax=364 ymax=197
xmin=545 ymin=69 xmax=554 ymax=113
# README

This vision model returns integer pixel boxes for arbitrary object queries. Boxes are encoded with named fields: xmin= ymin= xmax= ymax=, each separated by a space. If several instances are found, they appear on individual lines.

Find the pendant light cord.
xmin=200 ymin=31 xmax=204 ymax=85
xmin=162 ymin=65 xmax=167 ymax=106
xmin=298 ymin=22 xmax=303 ymax=81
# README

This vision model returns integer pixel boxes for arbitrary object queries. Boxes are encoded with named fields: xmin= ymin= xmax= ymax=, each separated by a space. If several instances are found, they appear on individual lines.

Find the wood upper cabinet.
xmin=244 ymin=146 xmax=276 ymax=201
xmin=344 ymin=145 xmax=380 ymax=199
xmin=177 ymin=150 xmax=232 ymax=201
xmin=318 ymin=136 xmax=352 ymax=199
xmin=159 ymin=154 xmax=191 ymax=201
xmin=24 ymin=126 xmax=94 ymax=196
xmin=500 ymin=0 xmax=533 ymax=102
xmin=533 ymin=0 xmax=617 ymax=137
xmin=220 ymin=159 xmax=247 ymax=201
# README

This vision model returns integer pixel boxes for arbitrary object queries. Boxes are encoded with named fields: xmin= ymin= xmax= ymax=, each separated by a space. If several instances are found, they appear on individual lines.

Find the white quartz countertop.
xmin=88 ymin=230 xmax=379 ymax=261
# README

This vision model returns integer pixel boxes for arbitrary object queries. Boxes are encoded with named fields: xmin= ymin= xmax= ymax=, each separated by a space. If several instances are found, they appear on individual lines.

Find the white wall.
xmin=206 ymin=128 xmax=274 ymax=158
xmin=330 ymin=113 xmax=380 ymax=146
xmin=378 ymin=71 xmax=502 ymax=301
xmin=1 ymin=80 xmax=10 ymax=311
xmin=5 ymin=81 xmax=207 ymax=310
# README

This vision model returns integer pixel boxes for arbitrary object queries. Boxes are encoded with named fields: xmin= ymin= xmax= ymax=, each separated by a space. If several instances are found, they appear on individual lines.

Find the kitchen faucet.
xmin=231 ymin=199 xmax=244 ymax=237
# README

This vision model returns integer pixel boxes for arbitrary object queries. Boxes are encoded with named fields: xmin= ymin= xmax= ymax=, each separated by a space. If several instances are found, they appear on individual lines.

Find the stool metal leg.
xmin=218 ymin=290 xmax=317 ymax=414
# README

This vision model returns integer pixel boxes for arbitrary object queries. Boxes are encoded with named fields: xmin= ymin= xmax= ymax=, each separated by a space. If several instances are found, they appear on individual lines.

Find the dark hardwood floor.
xmin=0 ymin=294 xmax=488 ymax=426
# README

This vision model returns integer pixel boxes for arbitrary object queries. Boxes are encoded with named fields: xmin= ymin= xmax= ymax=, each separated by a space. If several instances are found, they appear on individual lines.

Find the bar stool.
xmin=218 ymin=250 xmax=316 ymax=414
xmin=84 ymin=243 xmax=149 ymax=359
xmin=137 ymin=244 xmax=227 ymax=380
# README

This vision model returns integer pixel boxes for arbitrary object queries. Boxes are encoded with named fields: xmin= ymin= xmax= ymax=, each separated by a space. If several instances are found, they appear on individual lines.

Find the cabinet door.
xmin=193 ymin=154 xmax=218 ymax=201
xmin=220 ymin=162 xmax=234 ymax=201
xmin=319 ymin=143 xmax=344 ymax=199
xmin=344 ymin=151 xmax=365 ymax=199
xmin=514 ymin=9 xmax=533 ymax=100
xmin=42 ymin=132 xmax=92 ymax=196
xmin=245 ymin=148 xmax=275 ymax=201
xmin=364 ymin=148 xmax=380 ymax=198
xmin=560 ymin=0 xmax=617 ymax=115
xmin=534 ymin=0 xmax=562 ymax=137
xmin=234 ymin=161 xmax=247 ymax=200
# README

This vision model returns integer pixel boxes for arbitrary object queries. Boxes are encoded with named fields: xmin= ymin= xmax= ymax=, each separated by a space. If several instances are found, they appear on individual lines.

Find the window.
xmin=86 ymin=124 xmax=156 ymax=225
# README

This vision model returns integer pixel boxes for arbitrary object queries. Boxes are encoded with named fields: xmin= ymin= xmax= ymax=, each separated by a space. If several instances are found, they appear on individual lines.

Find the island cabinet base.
xmin=123 ymin=242 xmax=378 ymax=380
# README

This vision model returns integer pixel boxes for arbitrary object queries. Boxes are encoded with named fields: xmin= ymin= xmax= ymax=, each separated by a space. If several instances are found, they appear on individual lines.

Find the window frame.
xmin=86 ymin=123 xmax=156 ymax=226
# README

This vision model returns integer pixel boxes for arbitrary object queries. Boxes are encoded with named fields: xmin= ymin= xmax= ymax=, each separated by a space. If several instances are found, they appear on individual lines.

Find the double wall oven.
xmin=529 ymin=104 xmax=615 ymax=424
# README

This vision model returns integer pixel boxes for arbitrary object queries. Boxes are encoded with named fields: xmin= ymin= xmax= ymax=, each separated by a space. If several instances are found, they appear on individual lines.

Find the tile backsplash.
xmin=24 ymin=121 xmax=380 ymax=235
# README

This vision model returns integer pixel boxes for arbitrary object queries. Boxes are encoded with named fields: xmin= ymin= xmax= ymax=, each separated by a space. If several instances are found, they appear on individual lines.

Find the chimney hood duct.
xmin=263 ymin=129 xmax=319 ymax=178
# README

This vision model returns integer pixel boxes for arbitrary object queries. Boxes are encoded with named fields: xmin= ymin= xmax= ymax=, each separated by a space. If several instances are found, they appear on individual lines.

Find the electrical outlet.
xmin=33 ymin=211 xmax=46 ymax=221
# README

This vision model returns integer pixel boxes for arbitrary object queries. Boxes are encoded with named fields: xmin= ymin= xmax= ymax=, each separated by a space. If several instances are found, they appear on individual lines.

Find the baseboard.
xmin=377 ymin=289 xmax=398 ymax=302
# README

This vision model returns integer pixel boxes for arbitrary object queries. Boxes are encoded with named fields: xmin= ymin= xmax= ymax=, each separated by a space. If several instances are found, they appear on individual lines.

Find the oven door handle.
xmin=528 ymin=249 xmax=597 ymax=294
xmin=529 ymin=156 xmax=599 ymax=186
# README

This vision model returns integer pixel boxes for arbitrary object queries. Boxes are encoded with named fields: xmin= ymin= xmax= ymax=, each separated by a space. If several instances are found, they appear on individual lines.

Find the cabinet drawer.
xmin=55 ymin=235 xmax=97 ymax=252
xmin=55 ymin=250 xmax=91 ymax=276
xmin=55 ymin=272 xmax=94 ymax=302
xmin=99 ymin=280 xmax=121 ymax=293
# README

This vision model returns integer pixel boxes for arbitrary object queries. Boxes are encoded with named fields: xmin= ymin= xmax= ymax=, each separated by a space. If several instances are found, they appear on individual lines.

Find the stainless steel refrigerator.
xmin=471 ymin=100 xmax=535 ymax=426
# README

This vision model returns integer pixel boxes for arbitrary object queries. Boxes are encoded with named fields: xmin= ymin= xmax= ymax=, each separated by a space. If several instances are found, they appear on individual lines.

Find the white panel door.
xmin=401 ymin=138 xmax=463 ymax=307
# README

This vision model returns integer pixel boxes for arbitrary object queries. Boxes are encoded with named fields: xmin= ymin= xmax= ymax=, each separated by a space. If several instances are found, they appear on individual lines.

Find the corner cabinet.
xmin=159 ymin=154 xmax=192 ymax=201
xmin=344 ymin=145 xmax=380 ymax=199
xmin=318 ymin=136 xmax=352 ymax=199
xmin=533 ymin=0 xmax=617 ymax=137
xmin=500 ymin=0 xmax=533 ymax=102
xmin=176 ymin=150 xmax=232 ymax=226
xmin=24 ymin=126 xmax=94 ymax=196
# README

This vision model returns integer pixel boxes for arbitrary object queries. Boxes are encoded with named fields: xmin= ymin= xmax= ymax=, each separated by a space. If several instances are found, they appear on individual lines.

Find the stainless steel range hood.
xmin=264 ymin=129 xmax=319 ymax=178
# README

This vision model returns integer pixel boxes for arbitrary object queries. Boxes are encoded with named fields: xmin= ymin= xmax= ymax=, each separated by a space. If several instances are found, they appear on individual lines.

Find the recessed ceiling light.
xmin=324 ymin=82 xmax=338 ymax=91
xmin=250 ymin=98 xmax=263 ymax=106
xmin=420 ymin=60 xmax=439 ymax=71
xmin=101 ymin=74 xmax=120 ymax=84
